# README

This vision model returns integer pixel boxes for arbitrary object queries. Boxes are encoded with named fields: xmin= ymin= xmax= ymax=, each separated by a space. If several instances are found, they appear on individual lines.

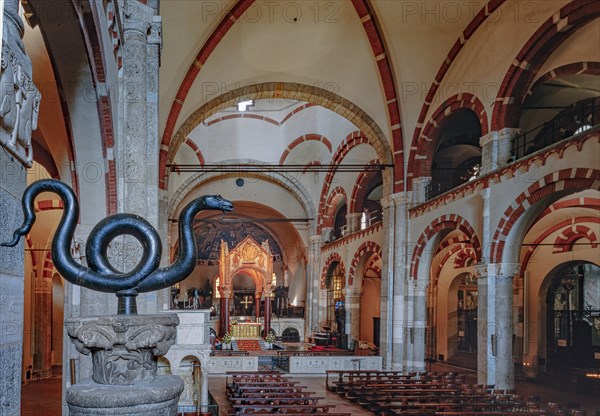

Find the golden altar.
xmin=231 ymin=322 xmax=261 ymax=339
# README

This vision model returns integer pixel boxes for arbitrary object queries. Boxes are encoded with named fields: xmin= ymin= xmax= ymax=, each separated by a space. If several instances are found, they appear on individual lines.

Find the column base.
xmin=66 ymin=375 xmax=184 ymax=416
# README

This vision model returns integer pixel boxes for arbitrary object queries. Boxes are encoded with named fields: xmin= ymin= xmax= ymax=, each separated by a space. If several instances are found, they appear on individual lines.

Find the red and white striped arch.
xmin=348 ymin=241 xmax=382 ymax=286
xmin=410 ymin=214 xmax=481 ymax=280
xmin=321 ymin=253 xmax=346 ymax=290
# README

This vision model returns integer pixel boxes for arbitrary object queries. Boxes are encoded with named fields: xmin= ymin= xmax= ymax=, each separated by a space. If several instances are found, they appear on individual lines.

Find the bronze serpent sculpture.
xmin=2 ymin=179 xmax=233 ymax=315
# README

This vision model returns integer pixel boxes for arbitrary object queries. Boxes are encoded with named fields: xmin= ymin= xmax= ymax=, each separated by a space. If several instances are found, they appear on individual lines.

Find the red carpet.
xmin=235 ymin=339 xmax=262 ymax=351
xmin=310 ymin=345 xmax=345 ymax=352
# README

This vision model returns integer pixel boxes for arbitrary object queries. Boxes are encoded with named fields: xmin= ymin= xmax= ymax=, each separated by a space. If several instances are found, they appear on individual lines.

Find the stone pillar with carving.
xmin=479 ymin=128 xmax=521 ymax=175
xmin=65 ymin=314 xmax=184 ymax=415
xmin=118 ymin=0 xmax=162 ymax=315
xmin=0 ymin=1 xmax=40 ymax=414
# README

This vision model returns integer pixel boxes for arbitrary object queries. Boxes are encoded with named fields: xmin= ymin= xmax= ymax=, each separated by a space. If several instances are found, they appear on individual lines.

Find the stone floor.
xmin=20 ymin=362 xmax=600 ymax=415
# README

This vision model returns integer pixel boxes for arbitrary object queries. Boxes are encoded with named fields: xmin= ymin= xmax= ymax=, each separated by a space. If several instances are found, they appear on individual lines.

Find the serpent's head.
xmin=203 ymin=195 xmax=234 ymax=212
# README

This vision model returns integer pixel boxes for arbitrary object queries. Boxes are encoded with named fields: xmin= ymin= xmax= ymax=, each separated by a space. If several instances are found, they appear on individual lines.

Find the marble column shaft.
xmin=380 ymin=192 xmax=410 ymax=370
xmin=34 ymin=276 xmax=52 ymax=378
xmin=200 ymin=369 xmax=209 ymax=414
xmin=495 ymin=264 xmax=520 ymax=390
xmin=306 ymin=235 xmax=322 ymax=338
xmin=411 ymin=279 xmax=428 ymax=371
xmin=344 ymin=289 xmax=362 ymax=341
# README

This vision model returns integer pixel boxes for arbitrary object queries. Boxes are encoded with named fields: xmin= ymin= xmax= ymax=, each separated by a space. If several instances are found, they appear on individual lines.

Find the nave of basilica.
xmin=0 ymin=0 xmax=599 ymax=415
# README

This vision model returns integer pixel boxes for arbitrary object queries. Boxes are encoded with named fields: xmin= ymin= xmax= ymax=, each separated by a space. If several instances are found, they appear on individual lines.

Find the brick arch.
xmin=302 ymin=161 xmax=322 ymax=173
xmin=519 ymin=216 xmax=600 ymax=278
xmin=491 ymin=168 xmax=600 ymax=263
xmin=348 ymin=241 xmax=382 ymax=286
xmin=317 ymin=131 xmax=373 ymax=232
xmin=42 ymin=251 xmax=54 ymax=279
xmin=410 ymin=214 xmax=481 ymax=280
xmin=435 ymin=234 xmax=470 ymax=255
xmin=351 ymin=0 xmax=404 ymax=192
xmin=528 ymin=62 xmax=600 ymax=98
xmin=491 ymin=0 xmax=600 ymax=130
xmin=538 ymin=196 xmax=600 ymax=219
xmin=321 ymin=253 xmax=346 ymax=290
xmin=433 ymin=243 xmax=474 ymax=284
xmin=349 ymin=159 xmax=381 ymax=213
xmin=185 ymin=139 xmax=205 ymax=165
xmin=34 ymin=199 xmax=64 ymax=212
xmin=321 ymin=187 xmax=348 ymax=230
xmin=162 ymin=83 xmax=393 ymax=195
xmin=279 ymin=134 xmax=333 ymax=165
xmin=407 ymin=1 xmax=506 ymax=191
xmin=454 ymin=248 xmax=476 ymax=269
xmin=553 ymin=224 xmax=598 ymax=253
xmin=408 ymin=93 xmax=488 ymax=181
xmin=207 ymin=103 xmax=316 ymax=128
xmin=25 ymin=235 xmax=36 ymax=268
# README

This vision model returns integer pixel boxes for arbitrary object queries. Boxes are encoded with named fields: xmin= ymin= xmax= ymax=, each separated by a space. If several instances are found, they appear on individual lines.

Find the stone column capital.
xmin=65 ymin=314 xmax=179 ymax=385
xmin=474 ymin=262 xmax=520 ymax=278
xmin=498 ymin=127 xmax=521 ymax=141
xmin=381 ymin=191 xmax=411 ymax=208
xmin=123 ymin=0 xmax=153 ymax=35
xmin=479 ymin=131 xmax=499 ymax=147
xmin=414 ymin=278 xmax=429 ymax=293
xmin=309 ymin=235 xmax=322 ymax=245
xmin=148 ymin=17 xmax=162 ymax=46
xmin=344 ymin=287 xmax=363 ymax=298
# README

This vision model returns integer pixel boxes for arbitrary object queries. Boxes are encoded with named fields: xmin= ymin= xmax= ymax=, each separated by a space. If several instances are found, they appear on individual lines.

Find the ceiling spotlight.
xmin=237 ymin=100 xmax=254 ymax=112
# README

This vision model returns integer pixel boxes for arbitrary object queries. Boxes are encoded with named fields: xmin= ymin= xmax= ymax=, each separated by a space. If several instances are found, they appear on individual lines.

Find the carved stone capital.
xmin=123 ymin=0 xmax=153 ymax=35
xmin=474 ymin=262 xmax=520 ymax=279
xmin=479 ymin=131 xmax=498 ymax=147
xmin=148 ymin=17 xmax=162 ymax=46
xmin=65 ymin=314 xmax=179 ymax=385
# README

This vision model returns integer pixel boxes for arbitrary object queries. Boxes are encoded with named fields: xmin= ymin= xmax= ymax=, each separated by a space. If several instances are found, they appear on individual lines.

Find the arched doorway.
xmin=325 ymin=262 xmax=345 ymax=334
xmin=542 ymin=262 xmax=600 ymax=374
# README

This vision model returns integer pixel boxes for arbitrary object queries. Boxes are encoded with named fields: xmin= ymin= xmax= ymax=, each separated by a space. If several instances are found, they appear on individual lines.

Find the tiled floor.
xmin=20 ymin=364 xmax=600 ymax=415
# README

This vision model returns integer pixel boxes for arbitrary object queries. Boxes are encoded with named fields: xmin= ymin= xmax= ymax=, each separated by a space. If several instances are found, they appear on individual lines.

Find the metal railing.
xmin=512 ymin=97 xmax=599 ymax=160
xmin=425 ymin=165 xmax=479 ymax=200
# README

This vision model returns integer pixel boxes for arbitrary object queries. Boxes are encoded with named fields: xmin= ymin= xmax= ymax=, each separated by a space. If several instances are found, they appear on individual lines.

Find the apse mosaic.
xmin=193 ymin=222 xmax=283 ymax=265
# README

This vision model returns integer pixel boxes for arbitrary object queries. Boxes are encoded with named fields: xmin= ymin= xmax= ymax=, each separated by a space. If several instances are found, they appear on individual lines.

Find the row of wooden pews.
xmin=326 ymin=370 xmax=547 ymax=416
xmin=226 ymin=371 xmax=350 ymax=415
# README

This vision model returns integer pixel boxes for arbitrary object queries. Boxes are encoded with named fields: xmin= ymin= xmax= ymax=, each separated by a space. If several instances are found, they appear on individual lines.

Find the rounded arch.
xmin=229 ymin=267 xmax=265 ymax=294
xmin=491 ymin=0 xmax=600 ymax=129
xmin=490 ymin=168 xmax=600 ymax=263
xmin=185 ymin=139 xmax=206 ymax=165
xmin=281 ymin=327 xmax=300 ymax=343
xmin=321 ymin=253 xmax=346 ymax=290
xmin=410 ymin=214 xmax=481 ymax=281
xmin=433 ymin=243 xmax=475 ymax=285
xmin=279 ymin=134 xmax=333 ymax=165
xmin=528 ymin=62 xmax=600 ymax=97
xmin=409 ymin=0 xmax=506 ymax=190
xmin=321 ymin=187 xmax=348 ymax=231
xmin=349 ymin=241 xmax=382 ymax=286
xmin=408 ymin=93 xmax=488 ymax=184
xmin=168 ymin=161 xmax=316 ymax=221
xmin=317 ymin=131 xmax=376 ymax=232
xmin=519 ymin=216 xmax=600 ymax=279
xmin=161 ymin=83 xmax=394 ymax=195
xmin=349 ymin=159 xmax=382 ymax=213
xmin=553 ymin=224 xmax=599 ymax=253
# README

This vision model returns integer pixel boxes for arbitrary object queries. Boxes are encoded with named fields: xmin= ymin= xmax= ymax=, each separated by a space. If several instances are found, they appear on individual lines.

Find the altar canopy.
xmin=217 ymin=236 xmax=275 ymax=337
